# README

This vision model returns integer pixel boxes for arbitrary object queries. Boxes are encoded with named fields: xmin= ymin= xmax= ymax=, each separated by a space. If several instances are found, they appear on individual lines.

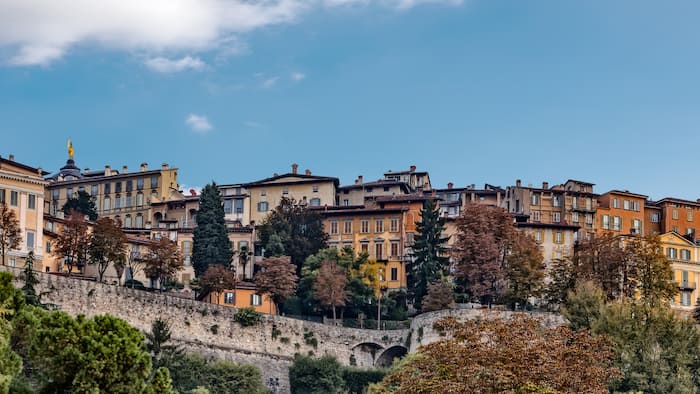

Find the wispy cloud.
xmin=243 ymin=120 xmax=263 ymax=128
xmin=291 ymin=71 xmax=306 ymax=81
xmin=145 ymin=56 xmax=205 ymax=73
xmin=0 ymin=0 xmax=465 ymax=66
xmin=262 ymin=76 xmax=279 ymax=89
xmin=185 ymin=114 xmax=213 ymax=133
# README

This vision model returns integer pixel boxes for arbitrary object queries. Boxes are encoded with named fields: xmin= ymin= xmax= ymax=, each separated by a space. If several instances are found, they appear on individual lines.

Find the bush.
xmin=234 ymin=307 xmax=262 ymax=327
xmin=167 ymin=354 xmax=267 ymax=393
xmin=289 ymin=354 xmax=344 ymax=394
xmin=342 ymin=367 xmax=387 ymax=394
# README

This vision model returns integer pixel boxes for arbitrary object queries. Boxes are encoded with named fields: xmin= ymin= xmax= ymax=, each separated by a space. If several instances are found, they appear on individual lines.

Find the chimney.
xmin=104 ymin=165 xmax=111 ymax=176
xmin=358 ymin=175 xmax=363 ymax=184
xmin=122 ymin=165 xmax=128 ymax=174
xmin=516 ymin=179 xmax=521 ymax=187
xmin=189 ymin=189 xmax=197 ymax=196
xmin=410 ymin=165 xmax=416 ymax=172
xmin=273 ymin=173 xmax=279 ymax=177
xmin=140 ymin=162 xmax=148 ymax=172
xmin=37 ymin=167 xmax=42 ymax=175
xmin=542 ymin=181 xmax=548 ymax=189
xmin=447 ymin=182 xmax=454 ymax=189
xmin=8 ymin=154 xmax=14 ymax=161
xmin=305 ymin=169 xmax=311 ymax=176
xmin=84 ymin=168 xmax=90 ymax=174
xmin=161 ymin=163 xmax=169 ymax=170
xmin=291 ymin=163 xmax=298 ymax=174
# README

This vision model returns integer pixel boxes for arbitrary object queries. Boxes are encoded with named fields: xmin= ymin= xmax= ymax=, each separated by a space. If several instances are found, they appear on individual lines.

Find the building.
xmin=432 ymin=183 xmax=505 ymax=219
xmin=46 ymin=155 xmax=180 ymax=231
xmin=0 ymin=154 xmax=49 ymax=268
xmin=219 ymin=183 xmax=251 ymax=226
xmin=650 ymin=198 xmax=700 ymax=238
xmin=658 ymin=231 xmax=699 ymax=311
xmin=596 ymin=190 xmax=647 ymax=237
xmin=383 ymin=165 xmax=431 ymax=192
xmin=244 ymin=164 xmax=339 ymax=225
xmin=337 ymin=178 xmax=411 ymax=207
xmin=206 ymin=283 xmax=276 ymax=314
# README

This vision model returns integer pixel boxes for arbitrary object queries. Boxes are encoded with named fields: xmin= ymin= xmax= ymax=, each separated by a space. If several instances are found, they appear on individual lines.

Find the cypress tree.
xmin=408 ymin=198 xmax=450 ymax=311
xmin=21 ymin=250 xmax=40 ymax=306
xmin=192 ymin=183 xmax=233 ymax=277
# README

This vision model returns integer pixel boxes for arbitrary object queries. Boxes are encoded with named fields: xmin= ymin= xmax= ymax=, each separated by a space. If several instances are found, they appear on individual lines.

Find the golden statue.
xmin=67 ymin=139 xmax=74 ymax=160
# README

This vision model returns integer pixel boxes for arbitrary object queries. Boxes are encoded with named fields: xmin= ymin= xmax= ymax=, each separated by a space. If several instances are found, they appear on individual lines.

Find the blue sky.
xmin=1 ymin=1 xmax=699 ymax=200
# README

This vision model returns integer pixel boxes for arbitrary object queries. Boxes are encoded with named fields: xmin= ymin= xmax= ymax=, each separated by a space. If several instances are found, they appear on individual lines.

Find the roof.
xmin=655 ymin=197 xmax=700 ymax=207
xmin=603 ymin=190 xmax=648 ymax=199
xmin=374 ymin=194 xmax=436 ymax=203
xmin=0 ymin=156 xmax=50 ymax=176
xmin=338 ymin=180 xmax=411 ymax=193
xmin=243 ymin=173 xmax=339 ymax=188
xmin=314 ymin=206 xmax=408 ymax=216
xmin=565 ymin=179 xmax=595 ymax=186
xmin=47 ymin=165 xmax=176 ymax=185
xmin=516 ymin=222 xmax=581 ymax=231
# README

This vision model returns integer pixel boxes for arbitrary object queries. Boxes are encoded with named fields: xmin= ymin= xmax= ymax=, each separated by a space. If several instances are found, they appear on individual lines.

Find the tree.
xmin=571 ymin=233 xmax=632 ymax=301
xmin=200 ymin=264 xmax=237 ymax=304
xmin=254 ymin=256 xmax=297 ymax=314
xmin=62 ymin=190 xmax=98 ymax=221
xmin=146 ymin=367 xmax=177 ymax=394
xmin=125 ymin=242 xmax=147 ymax=288
xmin=193 ymin=182 xmax=233 ymax=277
xmin=54 ymin=211 xmax=90 ymax=275
xmin=257 ymin=197 xmax=329 ymax=276
xmin=356 ymin=259 xmax=385 ymax=327
xmin=0 ymin=273 xmax=21 ymax=393
xmin=408 ymin=198 xmax=450 ymax=311
xmin=145 ymin=319 xmax=183 ymax=370
xmin=374 ymin=315 xmax=621 ymax=393
xmin=504 ymin=232 xmax=545 ymax=309
xmin=421 ymin=278 xmax=454 ymax=312
xmin=88 ymin=217 xmax=127 ymax=282
xmin=561 ymin=280 xmax=605 ymax=331
xmin=313 ymin=261 xmax=349 ymax=321
xmin=289 ymin=354 xmax=344 ymax=394
xmin=626 ymin=234 xmax=677 ymax=307
xmin=166 ymin=354 xmax=267 ymax=394
xmin=19 ymin=251 xmax=39 ymax=306
xmin=144 ymin=238 xmax=184 ymax=291
xmin=0 ymin=202 xmax=21 ymax=267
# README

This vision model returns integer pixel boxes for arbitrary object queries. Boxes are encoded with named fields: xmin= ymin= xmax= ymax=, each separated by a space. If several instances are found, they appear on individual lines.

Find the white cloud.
xmin=0 ymin=0 xmax=464 ymax=66
xmin=262 ymin=76 xmax=279 ymax=88
xmin=185 ymin=114 xmax=213 ymax=133
xmin=145 ymin=56 xmax=205 ymax=73
xmin=291 ymin=71 xmax=306 ymax=81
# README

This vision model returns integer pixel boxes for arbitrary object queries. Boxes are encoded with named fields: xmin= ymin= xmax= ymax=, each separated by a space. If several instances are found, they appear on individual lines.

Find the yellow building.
xmin=0 ymin=155 xmax=49 ymax=268
xmin=244 ymin=164 xmax=339 ymax=225
xmin=659 ymin=231 xmax=699 ymax=311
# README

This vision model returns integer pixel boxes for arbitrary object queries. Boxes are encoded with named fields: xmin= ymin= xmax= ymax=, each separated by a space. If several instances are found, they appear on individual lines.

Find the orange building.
xmin=651 ymin=198 xmax=700 ymax=239
xmin=206 ymin=282 xmax=276 ymax=314
xmin=596 ymin=190 xmax=647 ymax=236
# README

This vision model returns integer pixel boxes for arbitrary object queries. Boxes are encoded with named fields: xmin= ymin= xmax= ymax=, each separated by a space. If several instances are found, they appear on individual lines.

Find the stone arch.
xmin=375 ymin=345 xmax=408 ymax=367
xmin=350 ymin=342 xmax=384 ymax=367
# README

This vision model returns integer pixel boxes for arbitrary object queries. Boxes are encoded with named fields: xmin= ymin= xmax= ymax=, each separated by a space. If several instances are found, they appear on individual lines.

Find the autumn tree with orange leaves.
xmin=254 ymin=256 xmax=297 ymax=314
xmin=313 ymin=260 xmax=349 ymax=321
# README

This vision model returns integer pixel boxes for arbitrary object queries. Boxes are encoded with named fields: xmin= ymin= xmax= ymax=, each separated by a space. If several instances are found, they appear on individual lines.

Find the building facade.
xmin=596 ymin=190 xmax=647 ymax=237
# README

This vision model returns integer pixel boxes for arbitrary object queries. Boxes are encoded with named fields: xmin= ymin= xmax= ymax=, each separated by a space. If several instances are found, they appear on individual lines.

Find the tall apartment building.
xmin=46 ymin=157 xmax=179 ymax=232
xmin=219 ymin=183 xmax=251 ymax=226
xmin=596 ymin=190 xmax=647 ymax=236
xmin=0 ymin=155 xmax=49 ymax=268
xmin=649 ymin=198 xmax=700 ymax=238
xmin=432 ymin=183 xmax=505 ymax=219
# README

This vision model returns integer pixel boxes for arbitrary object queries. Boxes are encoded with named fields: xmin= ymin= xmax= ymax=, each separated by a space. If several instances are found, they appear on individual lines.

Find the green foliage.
xmin=408 ymin=199 xmax=450 ymax=310
xmin=342 ymin=367 xmax=387 ymax=394
xmin=62 ymin=190 xmax=98 ymax=221
xmin=166 ymin=353 xmax=267 ymax=394
xmin=146 ymin=367 xmax=177 ymax=394
xmin=20 ymin=251 xmax=40 ymax=306
xmin=303 ymin=331 xmax=318 ymax=348
xmin=234 ymin=307 xmax=263 ymax=327
xmin=561 ymin=281 xmax=605 ymax=331
xmin=193 ymin=182 xmax=233 ymax=277
xmin=272 ymin=326 xmax=282 ymax=340
xmin=145 ymin=319 xmax=183 ymax=370
xmin=289 ymin=354 xmax=344 ymax=394
xmin=210 ymin=324 xmax=219 ymax=335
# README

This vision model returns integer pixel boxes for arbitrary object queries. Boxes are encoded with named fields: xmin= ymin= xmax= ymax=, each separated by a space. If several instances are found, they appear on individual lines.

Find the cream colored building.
xmin=0 ymin=155 xmax=48 ymax=268
xmin=244 ymin=164 xmax=339 ymax=225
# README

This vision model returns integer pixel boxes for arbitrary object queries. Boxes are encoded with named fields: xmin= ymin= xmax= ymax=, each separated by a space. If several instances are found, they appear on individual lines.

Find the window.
xmin=534 ymin=231 xmax=542 ymax=243
xmin=150 ymin=176 xmax=158 ymax=188
xmin=552 ymin=212 xmax=560 ymax=223
xmin=125 ymin=194 xmax=133 ymax=208
xmin=612 ymin=198 xmax=619 ymax=209
xmin=554 ymin=231 xmax=562 ymax=244
xmin=586 ymin=198 xmax=592 ymax=210
xmin=224 ymin=292 xmax=235 ymax=304
xmin=26 ymin=231 xmax=35 ymax=250
xmin=309 ymin=198 xmax=321 ymax=206
xmin=224 ymin=200 xmax=233 ymax=214
xmin=0 ymin=189 xmax=4 ymax=203
xmin=103 ymin=197 xmax=111 ymax=211
xmin=136 ymin=192 xmax=144 ymax=206
xmin=104 ymin=183 xmax=111 ymax=194
xmin=46 ymin=241 xmax=51 ymax=253
xmin=10 ymin=191 xmax=18 ymax=206
xmin=126 ymin=180 xmax=133 ymax=192
xmin=680 ymin=249 xmax=691 ymax=261
xmin=124 ymin=215 xmax=132 ymax=227
xmin=257 ymin=202 xmax=269 ymax=212
xmin=681 ymin=292 xmax=691 ymax=306
xmin=115 ymin=195 xmax=121 ymax=209
xmin=651 ymin=212 xmax=660 ymax=222
xmin=115 ymin=182 xmax=122 ymax=193
xmin=623 ymin=200 xmax=631 ymax=210
xmin=330 ymin=221 xmax=339 ymax=235
xmin=586 ymin=214 xmax=593 ymax=225
xmin=391 ymin=242 xmax=399 ymax=257
xmin=234 ymin=199 xmax=244 ymax=214
xmin=688 ymin=210 xmax=694 ymax=222
xmin=375 ymin=219 xmax=384 ymax=233
xmin=552 ymin=195 xmax=561 ymax=207
xmin=250 ymin=294 xmax=262 ymax=306
xmin=613 ymin=216 xmax=621 ymax=231
xmin=282 ymin=188 xmax=288 ymax=195
xmin=571 ymin=212 xmax=579 ymax=223
xmin=602 ymin=215 xmax=610 ymax=229
xmin=8 ymin=258 xmax=15 ymax=268
xmin=182 ymin=241 xmax=192 ymax=255
xmin=531 ymin=194 xmax=539 ymax=205
xmin=673 ymin=209 xmax=679 ymax=220
xmin=343 ymin=220 xmax=353 ymax=234
xmin=632 ymin=219 xmax=642 ymax=233
xmin=135 ymin=214 xmax=143 ymax=228
xmin=27 ymin=194 xmax=36 ymax=210
xmin=360 ymin=243 xmax=369 ymax=254
xmin=572 ymin=197 xmax=578 ymax=209
xmin=66 ymin=187 xmax=73 ymax=199
xmin=51 ymin=189 xmax=59 ymax=201
xmin=91 ymin=185 xmax=98 ymax=196
xmin=137 ymin=178 xmax=144 ymax=190
xmin=532 ymin=211 xmax=541 ymax=222
xmin=667 ymin=248 xmax=678 ymax=259
xmin=390 ymin=267 xmax=398 ymax=281
xmin=633 ymin=201 xmax=640 ymax=211
xmin=390 ymin=218 xmax=399 ymax=232
xmin=673 ymin=225 xmax=679 ymax=233
xmin=375 ymin=243 xmax=384 ymax=260
xmin=360 ymin=219 xmax=369 ymax=233
xmin=313 ymin=186 xmax=318 ymax=193
xmin=342 ymin=199 xmax=350 ymax=206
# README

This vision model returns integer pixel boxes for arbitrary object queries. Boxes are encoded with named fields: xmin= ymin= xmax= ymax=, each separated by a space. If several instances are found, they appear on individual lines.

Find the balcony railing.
xmin=678 ymin=281 xmax=696 ymax=291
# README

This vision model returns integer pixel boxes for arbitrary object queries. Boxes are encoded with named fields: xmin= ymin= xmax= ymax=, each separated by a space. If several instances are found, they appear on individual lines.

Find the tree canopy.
xmin=88 ymin=217 xmax=127 ymax=282
xmin=0 ymin=202 xmax=21 ymax=267
xmin=144 ymin=238 xmax=184 ymax=290
xmin=254 ymin=256 xmax=298 ymax=314
xmin=193 ymin=182 xmax=233 ymax=277
xmin=62 ymin=190 xmax=98 ymax=221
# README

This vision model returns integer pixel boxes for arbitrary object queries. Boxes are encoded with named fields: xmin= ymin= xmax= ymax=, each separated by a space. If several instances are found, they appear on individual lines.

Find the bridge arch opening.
xmin=375 ymin=345 xmax=408 ymax=368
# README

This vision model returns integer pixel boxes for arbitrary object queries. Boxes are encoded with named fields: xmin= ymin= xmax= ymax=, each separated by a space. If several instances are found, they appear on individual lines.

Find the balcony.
xmin=571 ymin=206 xmax=596 ymax=214
xmin=678 ymin=282 xmax=696 ymax=291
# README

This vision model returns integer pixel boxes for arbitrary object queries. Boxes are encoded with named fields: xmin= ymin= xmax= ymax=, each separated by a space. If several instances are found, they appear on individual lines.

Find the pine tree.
xmin=62 ymin=190 xmax=98 ymax=221
xmin=21 ymin=250 xmax=40 ymax=306
xmin=192 ymin=182 xmax=233 ymax=277
xmin=408 ymin=198 xmax=450 ymax=311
